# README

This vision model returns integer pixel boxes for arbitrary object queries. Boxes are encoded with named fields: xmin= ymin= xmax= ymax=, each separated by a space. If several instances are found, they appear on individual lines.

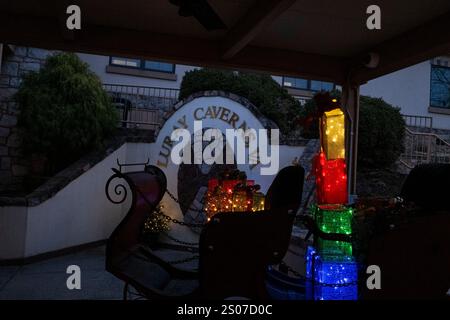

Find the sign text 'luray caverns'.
xmin=156 ymin=105 xmax=280 ymax=175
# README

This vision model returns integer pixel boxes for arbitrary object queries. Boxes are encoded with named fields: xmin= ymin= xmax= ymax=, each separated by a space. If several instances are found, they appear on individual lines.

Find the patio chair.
xmin=362 ymin=163 xmax=450 ymax=299
xmin=105 ymin=164 xmax=305 ymax=299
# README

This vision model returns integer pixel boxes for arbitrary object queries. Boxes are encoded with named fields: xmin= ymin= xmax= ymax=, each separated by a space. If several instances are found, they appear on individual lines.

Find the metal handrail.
xmin=404 ymin=127 xmax=450 ymax=147
xmin=400 ymin=127 xmax=450 ymax=169
xmin=102 ymin=84 xmax=180 ymax=129
xmin=103 ymin=83 xmax=180 ymax=92
xmin=402 ymin=114 xmax=433 ymax=130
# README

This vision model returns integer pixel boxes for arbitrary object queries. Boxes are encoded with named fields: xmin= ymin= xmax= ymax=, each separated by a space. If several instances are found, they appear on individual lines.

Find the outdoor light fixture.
xmin=320 ymin=107 xmax=346 ymax=160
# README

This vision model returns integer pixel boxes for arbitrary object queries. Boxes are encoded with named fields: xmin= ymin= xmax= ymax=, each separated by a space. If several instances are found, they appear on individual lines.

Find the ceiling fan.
xmin=169 ymin=0 xmax=227 ymax=31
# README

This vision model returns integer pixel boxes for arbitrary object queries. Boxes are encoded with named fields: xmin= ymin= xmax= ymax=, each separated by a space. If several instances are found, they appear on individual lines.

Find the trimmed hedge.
xmin=16 ymin=52 xmax=118 ymax=173
xmin=358 ymin=96 xmax=405 ymax=168
xmin=179 ymin=68 xmax=302 ymax=134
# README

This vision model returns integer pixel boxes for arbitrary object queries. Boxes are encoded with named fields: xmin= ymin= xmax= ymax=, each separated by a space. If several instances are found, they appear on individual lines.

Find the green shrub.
xmin=16 ymin=52 xmax=118 ymax=173
xmin=358 ymin=96 xmax=405 ymax=168
xmin=300 ymin=93 xmax=405 ymax=168
xmin=179 ymin=68 xmax=302 ymax=134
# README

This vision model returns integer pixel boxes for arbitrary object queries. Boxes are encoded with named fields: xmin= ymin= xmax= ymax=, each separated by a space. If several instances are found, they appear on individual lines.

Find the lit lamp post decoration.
xmin=306 ymin=94 xmax=358 ymax=300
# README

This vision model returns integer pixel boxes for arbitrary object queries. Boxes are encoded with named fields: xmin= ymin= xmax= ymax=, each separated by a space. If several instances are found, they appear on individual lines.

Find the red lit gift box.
xmin=313 ymin=152 xmax=348 ymax=205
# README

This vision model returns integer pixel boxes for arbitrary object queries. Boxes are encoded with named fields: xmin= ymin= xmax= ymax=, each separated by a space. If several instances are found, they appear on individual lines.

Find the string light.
xmin=142 ymin=205 xmax=170 ymax=233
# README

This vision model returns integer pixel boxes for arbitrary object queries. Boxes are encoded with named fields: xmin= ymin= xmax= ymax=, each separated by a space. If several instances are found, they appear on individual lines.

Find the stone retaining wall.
xmin=0 ymin=46 xmax=55 ymax=193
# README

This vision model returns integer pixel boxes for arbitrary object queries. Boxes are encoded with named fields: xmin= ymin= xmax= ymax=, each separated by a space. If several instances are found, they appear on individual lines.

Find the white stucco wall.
xmin=360 ymin=61 xmax=450 ymax=130
xmin=0 ymin=206 xmax=28 ymax=259
xmin=0 ymin=144 xmax=130 ymax=260
xmin=0 ymin=140 xmax=304 ymax=260
xmin=77 ymin=53 xmax=198 ymax=89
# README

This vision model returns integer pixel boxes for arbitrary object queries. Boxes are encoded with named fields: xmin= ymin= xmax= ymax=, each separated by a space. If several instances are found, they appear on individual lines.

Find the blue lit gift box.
xmin=305 ymin=246 xmax=359 ymax=300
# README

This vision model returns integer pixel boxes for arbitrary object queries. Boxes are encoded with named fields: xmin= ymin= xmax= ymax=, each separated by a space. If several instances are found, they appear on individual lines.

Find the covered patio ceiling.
xmin=1 ymin=0 xmax=450 ymax=85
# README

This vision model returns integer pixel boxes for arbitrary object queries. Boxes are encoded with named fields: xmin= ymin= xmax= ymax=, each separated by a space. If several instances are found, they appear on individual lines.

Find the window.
xmin=110 ymin=57 xmax=140 ymax=68
xmin=110 ymin=57 xmax=175 ymax=73
xmin=283 ymin=76 xmax=334 ymax=91
xmin=143 ymin=61 xmax=174 ymax=73
xmin=310 ymin=80 xmax=334 ymax=91
xmin=283 ymin=77 xmax=308 ymax=89
xmin=430 ymin=64 xmax=450 ymax=109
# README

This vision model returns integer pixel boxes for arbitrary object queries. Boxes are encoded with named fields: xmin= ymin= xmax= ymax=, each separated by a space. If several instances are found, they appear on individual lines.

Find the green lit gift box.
xmin=316 ymin=239 xmax=353 ymax=256
xmin=313 ymin=204 xmax=353 ymax=234
xmin=313 ymin=204 xmax=353 ymax=256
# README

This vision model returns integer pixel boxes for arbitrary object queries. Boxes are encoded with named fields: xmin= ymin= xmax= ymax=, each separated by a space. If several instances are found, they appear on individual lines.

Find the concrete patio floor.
xmin=0 ymin=234 xmax=306 ymax=300
xmin=0 ymin=245 xmax=199 ymax=300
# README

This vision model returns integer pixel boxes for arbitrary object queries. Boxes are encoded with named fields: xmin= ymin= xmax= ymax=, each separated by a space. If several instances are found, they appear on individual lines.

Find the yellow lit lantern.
xmin=320 ymin=107 xmax=345 ymax=160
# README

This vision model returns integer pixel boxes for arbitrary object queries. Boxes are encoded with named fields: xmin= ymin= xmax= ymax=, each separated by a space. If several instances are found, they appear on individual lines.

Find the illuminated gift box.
xmin=252 ymin=192 xmax=265 ymax=212
xmin=305 ymin=246 xmax=317 ymax=279
xmin=313 ymin=204 xmax=353 ymax=235
xmin=312 ymin=254 xmax=358 ymax=300
xmin=313 ymin=152 xmax=348 ymax=204
xmin=207 ymin=178 xmax=219 ymax=192
xmin=204 ymin=178 xmax=265 ymax=217
xmin=313 ymin=280 xmax=358 ymax=300
xmin=316 ymin=239 xmax=353 ymax=256
xmin=222 ymin=180 xmax=241 ymax=194
xmin=205 ymin=179 xmax=239 ymax=215
xmin=305 ymin=247 xmax=358 ymax=300
xmin=320 ymin=108 xmax=345 ymax=160
xmin=312 ymin=204 xmax=353 ymax=256
xmin=232 ymin=189 xmax=253 ymax=212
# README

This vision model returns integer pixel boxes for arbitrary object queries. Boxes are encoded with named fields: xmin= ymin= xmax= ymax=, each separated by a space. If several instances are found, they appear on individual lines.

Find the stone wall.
xmin=0 ymin=46 xmax=55 ymax=194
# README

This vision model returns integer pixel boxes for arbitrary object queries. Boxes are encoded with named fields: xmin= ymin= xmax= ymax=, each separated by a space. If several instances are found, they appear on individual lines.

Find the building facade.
xmin=78 ymin=51 xmax=450 ymax=131
xmin=360 ymin=56 xmax=450 ymax=131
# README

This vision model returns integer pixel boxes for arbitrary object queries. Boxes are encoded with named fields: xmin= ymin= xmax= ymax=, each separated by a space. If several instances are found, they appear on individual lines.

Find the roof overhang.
xmin=1 ymin=0 xmax=450 ymax=85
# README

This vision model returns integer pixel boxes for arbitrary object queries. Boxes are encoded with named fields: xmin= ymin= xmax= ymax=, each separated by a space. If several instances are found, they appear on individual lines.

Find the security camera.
xmin=364 ymin=52 xmax=380 ymax=68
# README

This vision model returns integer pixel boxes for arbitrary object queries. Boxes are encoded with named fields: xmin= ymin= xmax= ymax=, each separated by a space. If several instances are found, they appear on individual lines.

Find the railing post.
xmin=342 ymin=82 xmax=360 ymax=196
xmin=427 ymin=134 xmax=432 ymax=162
